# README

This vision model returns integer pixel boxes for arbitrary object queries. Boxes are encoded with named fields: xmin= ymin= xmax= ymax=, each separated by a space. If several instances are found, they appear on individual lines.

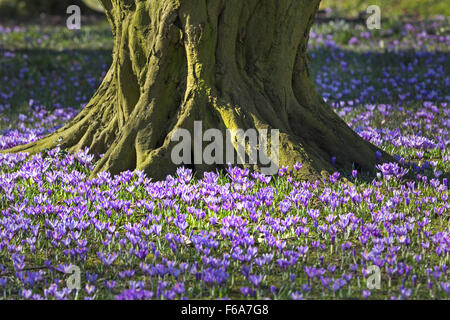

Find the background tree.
xmin=5 ymin=0 xmax=390 ymax=180
xmin=0 ymin=0 xmax=101 ymax=18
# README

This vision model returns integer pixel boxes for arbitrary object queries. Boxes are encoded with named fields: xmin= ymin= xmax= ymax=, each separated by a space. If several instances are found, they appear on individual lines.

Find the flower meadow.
xmin=0 ymin=17 xmax=448 ymax=300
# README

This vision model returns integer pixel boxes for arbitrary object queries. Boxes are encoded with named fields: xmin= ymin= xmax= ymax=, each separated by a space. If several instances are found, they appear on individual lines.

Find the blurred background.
xmin=320 ymin=0 xmax=450 ymax=18
xmin=0 ymin=0 xmax=103 ymax=19
xmin=0 ymin=0 xmax=449 ymax=20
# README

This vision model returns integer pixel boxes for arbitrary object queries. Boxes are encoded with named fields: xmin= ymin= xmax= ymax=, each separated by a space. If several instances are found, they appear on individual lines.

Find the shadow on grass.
xmin=0 ymin=45 xmax=448 ymax=182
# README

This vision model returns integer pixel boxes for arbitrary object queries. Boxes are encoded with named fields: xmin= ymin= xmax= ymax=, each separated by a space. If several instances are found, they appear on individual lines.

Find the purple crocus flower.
xmin=249 ymin=274 xmax=263 ymax=287
xmin=362 ymin=289 xmax=371 ymax=299
xmin=0 ymin=277 xmax=7 ymax=288
xmin=441 ymin=282 xmax=450 ymax=294
xmin=291 ymin=291 xmax=303 ymax=300
xmin=105 ymin=280 xmax=116 ymax=291
xmin=376 ymin=150 xmax=382 ymax=161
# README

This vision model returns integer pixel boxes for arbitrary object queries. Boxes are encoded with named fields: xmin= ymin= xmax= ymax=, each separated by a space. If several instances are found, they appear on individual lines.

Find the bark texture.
xmin=5 ymin=0 xmax=389 ymax=180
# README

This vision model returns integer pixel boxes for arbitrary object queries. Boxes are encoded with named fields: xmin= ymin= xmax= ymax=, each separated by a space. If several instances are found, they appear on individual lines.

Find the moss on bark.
xmin=3 ymin=0 xmax=391 ymax=180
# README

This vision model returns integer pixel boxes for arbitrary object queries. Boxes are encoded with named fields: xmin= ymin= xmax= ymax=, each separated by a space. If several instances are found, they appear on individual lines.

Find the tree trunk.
xmin=5 ymin=0 xmax=389 ymax=180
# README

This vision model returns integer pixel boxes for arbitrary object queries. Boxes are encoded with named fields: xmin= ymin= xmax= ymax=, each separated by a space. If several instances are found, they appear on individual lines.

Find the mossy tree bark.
xmin=5 ymin=0 xmax=389 ymax=180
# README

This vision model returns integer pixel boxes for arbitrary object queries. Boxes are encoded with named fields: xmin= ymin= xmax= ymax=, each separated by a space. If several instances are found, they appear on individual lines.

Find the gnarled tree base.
xmin=3 ymin=0 xmax=390 ymax=181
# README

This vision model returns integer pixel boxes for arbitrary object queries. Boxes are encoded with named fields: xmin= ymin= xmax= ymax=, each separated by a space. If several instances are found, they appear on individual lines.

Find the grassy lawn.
xmin=0 ymin=14 xmax=448 ymax=300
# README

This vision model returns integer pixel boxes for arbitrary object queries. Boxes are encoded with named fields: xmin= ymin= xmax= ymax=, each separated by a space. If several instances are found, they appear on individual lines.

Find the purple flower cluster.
xmin=0 ymin=18 xmax=448 ymax=300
